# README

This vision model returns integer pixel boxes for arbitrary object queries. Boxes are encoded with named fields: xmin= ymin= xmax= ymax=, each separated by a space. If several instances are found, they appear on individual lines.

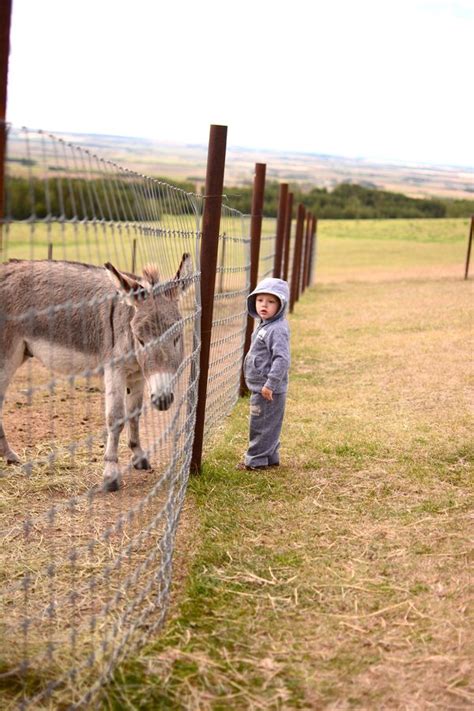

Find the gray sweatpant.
xmin=244 ymin=391 xmax=287 ymax=468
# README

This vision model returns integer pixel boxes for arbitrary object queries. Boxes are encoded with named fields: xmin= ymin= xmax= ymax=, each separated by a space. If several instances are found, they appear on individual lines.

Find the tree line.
xmin=221 ymin=181 xmax=474 ymax=219
xmin=5 ymin=173 xmax=474 ymax=221
xmin=4 ymin=175 xmax=182 ymax=221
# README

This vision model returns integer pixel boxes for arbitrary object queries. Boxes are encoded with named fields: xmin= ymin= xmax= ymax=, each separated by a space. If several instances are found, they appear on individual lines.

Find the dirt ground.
xmin=0 ymin=357 xmax=196 ymax=708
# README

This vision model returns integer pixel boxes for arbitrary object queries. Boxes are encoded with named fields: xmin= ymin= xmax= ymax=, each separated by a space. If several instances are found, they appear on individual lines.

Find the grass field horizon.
xmin=99 ymin=218 xmax=473 ymax=709
xmin=7 ymin=128 xmax=474 ymax=200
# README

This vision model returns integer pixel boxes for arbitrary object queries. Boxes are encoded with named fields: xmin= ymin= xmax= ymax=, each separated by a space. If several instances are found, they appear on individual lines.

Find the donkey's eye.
xmin=173 ymin=335 xmax=180 ymax=346
xmin=137 ymin=337 xmax=145 ymax=347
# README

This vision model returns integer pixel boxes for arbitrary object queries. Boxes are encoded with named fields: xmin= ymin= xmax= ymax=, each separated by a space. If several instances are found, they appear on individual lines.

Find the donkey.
xmin=0 ymin=254 xmax=192 ymax=491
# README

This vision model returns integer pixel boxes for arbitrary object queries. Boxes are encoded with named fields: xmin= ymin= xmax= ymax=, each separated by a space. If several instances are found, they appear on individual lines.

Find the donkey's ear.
xmin=163 ymin=253 xmax=193 ymax=300
xmin=104 ymin=263 xmax=147 ymax=306
xmin=174 ymin=252 xmax=193 ymax=292
xmin=175 ymin=253 xmax=193 ymax=286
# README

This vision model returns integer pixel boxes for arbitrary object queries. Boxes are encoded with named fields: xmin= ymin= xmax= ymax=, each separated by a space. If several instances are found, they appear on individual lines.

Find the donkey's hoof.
xmin=103 ymin=478 xmax=120 ymax=492
xmin=132 ymin=456 xmax=151 ymax=471
xmin=4 ymin=448 xmax=21 ymax=465
xmin=7 ymin=456 xmax=21 ymax=465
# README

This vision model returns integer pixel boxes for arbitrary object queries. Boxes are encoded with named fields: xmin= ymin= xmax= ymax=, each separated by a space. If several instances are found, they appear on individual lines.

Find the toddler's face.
xmin=255 ymin=293 xmax=279 ymax=320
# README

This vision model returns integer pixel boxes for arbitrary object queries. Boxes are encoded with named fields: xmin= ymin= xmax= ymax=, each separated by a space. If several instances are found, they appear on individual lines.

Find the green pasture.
xmin=98 ymin=217 xmax=472 ymax=709
xmin=319 ymin=217 xmax=468 ymax=242
xmin=2 ymin=216 xmax=468 ymax=277
xmin=1 ymin=217 xmax=201 ymax=275
xmin=1 ymin=213 xmax=256 ymax=278
xmin=316 ymin=217 xmax=469 ymax=278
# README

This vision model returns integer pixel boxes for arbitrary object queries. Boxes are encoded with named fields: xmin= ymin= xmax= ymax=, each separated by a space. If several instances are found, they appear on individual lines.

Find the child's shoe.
xmin=235 ymin=462 xmax=267 ymax=471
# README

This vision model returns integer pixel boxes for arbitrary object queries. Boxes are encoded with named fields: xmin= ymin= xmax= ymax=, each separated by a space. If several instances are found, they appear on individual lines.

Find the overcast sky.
xmin=6 ymin=0 xmax=474 ymax=168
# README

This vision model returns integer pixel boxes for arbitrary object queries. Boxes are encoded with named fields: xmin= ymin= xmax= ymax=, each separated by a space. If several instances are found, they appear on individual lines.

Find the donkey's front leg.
xmin=0 ymin=414 xmax=21 ymax=465
xmin=0 ymin=347 xmax=24 ymax=465
xmin=103 ymin=365 xmax=127 ymax=492
xmin=126 ymin=374 xmax=151 ymax=471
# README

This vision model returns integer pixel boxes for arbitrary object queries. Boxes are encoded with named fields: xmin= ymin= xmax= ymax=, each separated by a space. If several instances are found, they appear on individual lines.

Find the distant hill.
xmin=6 ymin=130 xmax=474 ymax=200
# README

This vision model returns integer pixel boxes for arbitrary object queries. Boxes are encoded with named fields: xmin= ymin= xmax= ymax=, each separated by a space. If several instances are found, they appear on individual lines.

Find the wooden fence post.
xmin=290 ymin=203 xmax=305 ymax=313
xmin=240 ymin=162 xmax=266 ymax=397
xmin=0 ymin=0 xmax=12 ymax=259
xmin=464 ymin=216 xmax=473 ymax=280
xmin=190 ymin=124 xmax=227 ymax=474
xmin=282 ymin=191 xmax=293 ymax=281
xmin=273 ymin=182 xmax=288 ymax=278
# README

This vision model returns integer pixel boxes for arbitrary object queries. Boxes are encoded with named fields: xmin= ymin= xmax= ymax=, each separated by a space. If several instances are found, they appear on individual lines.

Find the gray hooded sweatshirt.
xmin=244 ymin=277 xmax=290 ymax=394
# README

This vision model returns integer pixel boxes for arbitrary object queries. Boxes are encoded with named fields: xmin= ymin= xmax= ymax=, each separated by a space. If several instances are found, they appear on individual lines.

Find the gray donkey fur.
xmin=0 ymin=254 xmax=192 ymax=491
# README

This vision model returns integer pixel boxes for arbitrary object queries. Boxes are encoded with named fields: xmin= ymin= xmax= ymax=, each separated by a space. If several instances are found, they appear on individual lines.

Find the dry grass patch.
xmin=103 ymin=258 xmax=472 ymax=709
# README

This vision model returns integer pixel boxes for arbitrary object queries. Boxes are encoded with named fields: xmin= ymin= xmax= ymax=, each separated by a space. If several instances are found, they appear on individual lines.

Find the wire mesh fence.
xmin=258 ymin=217 xmax=277 ymax=281
xmin=204 ymin=207 xmax=250 ymax=442
xmin=0 ymin=126 xmax=253 ymax=708
xmin=0 ymin=124 xmax=317 ymax=708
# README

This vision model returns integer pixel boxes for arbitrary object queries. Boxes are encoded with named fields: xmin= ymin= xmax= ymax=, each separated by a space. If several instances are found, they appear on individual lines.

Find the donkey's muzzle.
xmin=151 ymin=392 xmax=174 ymax=411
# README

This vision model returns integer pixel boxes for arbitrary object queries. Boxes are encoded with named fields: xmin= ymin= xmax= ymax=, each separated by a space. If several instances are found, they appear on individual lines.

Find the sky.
xmin=5 ymin=0 xmax=474 ymax=168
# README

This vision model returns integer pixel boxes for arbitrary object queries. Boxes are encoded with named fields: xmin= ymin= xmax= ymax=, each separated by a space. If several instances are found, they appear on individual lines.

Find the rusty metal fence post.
xmin=282 ymin=191 xmax=293 ymax=281
xmin=190 ymin=124 xmax=227 ymax=474
xmin=301 ymin=211 xmax=312 ymax=296
xmin=305 ymin=216 xmax=318 ymax=288
xmin=464 ymin=216 xmax=473 ymax=280
xmin=273 ymin=182 xmax=288 ymax=278
xmin=310 ymin=216 xmax=318 ymax=286
xmin=240 ymin=162 xmax=266 ymax=397
xmin=0 ymin=0 xmax=12 ymax=259
xmin=290 ymin=203 xmax=305 ymax=313
xmin=217 ymin=232 xmax=227 ymax=293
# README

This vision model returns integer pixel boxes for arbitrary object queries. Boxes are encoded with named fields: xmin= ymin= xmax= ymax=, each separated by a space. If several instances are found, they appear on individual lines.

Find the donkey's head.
xmin=105 ymin=254 xmax=193 ymax=411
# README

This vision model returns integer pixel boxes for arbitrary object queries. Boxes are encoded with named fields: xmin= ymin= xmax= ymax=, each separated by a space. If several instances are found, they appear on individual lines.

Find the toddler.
xmin=237 ymin=277 xmax=290 ymax=470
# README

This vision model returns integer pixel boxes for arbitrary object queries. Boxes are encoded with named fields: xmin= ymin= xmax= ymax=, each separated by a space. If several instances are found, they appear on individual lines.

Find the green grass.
xmin=319 ymin=217 xmax=469 ymax=242
xmin=1 ymin=217 xmax=201 ymax=274
xmin=316 ymin=217 xmax=469 ymax=277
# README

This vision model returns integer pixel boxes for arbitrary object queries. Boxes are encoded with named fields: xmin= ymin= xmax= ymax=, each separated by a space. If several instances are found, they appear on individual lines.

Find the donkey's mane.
xmin=142 ymin=264 xmax=160 ymax=285
xmin=6 ymin=259 xmax=148 ymax=281
xmin=7 ymin=258 xmax=103 ymax=272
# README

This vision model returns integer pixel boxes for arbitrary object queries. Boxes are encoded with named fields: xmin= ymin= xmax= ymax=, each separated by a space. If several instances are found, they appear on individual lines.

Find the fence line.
xmin=0 ymin=123 xmax=316 ymax=708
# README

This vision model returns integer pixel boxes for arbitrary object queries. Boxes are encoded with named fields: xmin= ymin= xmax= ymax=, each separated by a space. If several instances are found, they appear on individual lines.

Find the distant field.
xmin=316 ymin=218 xmax=469 ymax=282
xmin=1 ymin=219 xmax=198 ymax=273
xmin=2 ymin=217 xmax=469 ymax=292
xmin=319 ymin=218 xmax=468 ymax=242
xmin=6 ymin=129 xmax=474 ymax=199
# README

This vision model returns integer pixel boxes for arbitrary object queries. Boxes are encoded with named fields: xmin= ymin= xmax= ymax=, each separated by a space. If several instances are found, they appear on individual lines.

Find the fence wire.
xmin=0 ymin=126 xmax=209 ymax=709
xmin=203 ymin=207 xmax=250 ymax=441
xmin=258 ymin=217 xmax=277 ymax=281
xmin=0 ymin=125 xmax=303 ymax=708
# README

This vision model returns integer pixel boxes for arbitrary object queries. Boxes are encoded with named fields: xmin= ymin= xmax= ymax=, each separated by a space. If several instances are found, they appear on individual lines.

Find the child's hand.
xmin=261 ymin=386 xmax=273 ymax=401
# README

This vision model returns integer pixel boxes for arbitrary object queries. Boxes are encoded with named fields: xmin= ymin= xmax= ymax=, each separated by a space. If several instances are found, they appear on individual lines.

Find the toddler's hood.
xmin=247 ymin=277 xmax=289 ymax=321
